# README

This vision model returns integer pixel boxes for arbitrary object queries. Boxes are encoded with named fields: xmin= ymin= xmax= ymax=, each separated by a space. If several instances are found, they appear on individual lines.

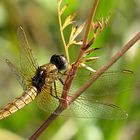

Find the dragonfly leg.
xmin=50 ymin=82 xmax=67 ymax=103
xmin=53 ymin=81 xmax=59 ymax=98
xmin=59 ymin=78 xmax=64 ymax=85
xmin=50 ymin=82 xmax=59 ymax=100
xmin=59 ymin=70 xmax=67 ymax=76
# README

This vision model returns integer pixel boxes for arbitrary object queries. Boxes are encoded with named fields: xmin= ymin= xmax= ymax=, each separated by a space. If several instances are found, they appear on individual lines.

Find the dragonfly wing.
xmin=36 ymin=80 xmax=127 ymax=120
xmin=56 ymin=99 xmax=128 ymax=120
xmin=72 ymin=70 xmax=135 ymax=97
xmin=36 ymin=83 xmax=62 ymax=113
xmin=17 ymin=26 xmax=38 ymax=79
xmin=5 ymin=59 xmax=31 ymax=90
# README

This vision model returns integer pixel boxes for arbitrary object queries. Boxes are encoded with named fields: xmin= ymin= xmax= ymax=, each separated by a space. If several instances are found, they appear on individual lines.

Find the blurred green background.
xmin=0 ymin=0 xmax=140 ymax=140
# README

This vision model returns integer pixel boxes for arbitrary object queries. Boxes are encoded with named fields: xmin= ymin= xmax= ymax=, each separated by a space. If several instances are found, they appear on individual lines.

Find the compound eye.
xmin=50 ymin=54 xmax=67 ymax=70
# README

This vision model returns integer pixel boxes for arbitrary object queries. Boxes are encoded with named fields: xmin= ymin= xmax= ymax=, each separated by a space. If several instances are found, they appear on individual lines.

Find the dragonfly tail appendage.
xmin=0 ymin=86 xmax=37 ymax=120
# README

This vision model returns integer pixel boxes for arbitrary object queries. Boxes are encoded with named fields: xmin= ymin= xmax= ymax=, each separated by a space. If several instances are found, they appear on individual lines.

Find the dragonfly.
xmin=0 ymin=26 xmax=133 ymax=120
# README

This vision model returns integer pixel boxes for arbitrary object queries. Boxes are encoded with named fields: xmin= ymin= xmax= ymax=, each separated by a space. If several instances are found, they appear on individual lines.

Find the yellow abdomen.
xmin=0 ymin=86 xmax=37 ymax=120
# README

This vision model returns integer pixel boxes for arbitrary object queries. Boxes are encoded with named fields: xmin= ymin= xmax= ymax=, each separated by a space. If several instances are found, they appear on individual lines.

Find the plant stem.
xmin=29 ymin=106 xmax=64 ymax=140
xmin=58 ymin=4 xmax=70 ymax=65
xmin=81 ymin=0 xmax=99 ymax=51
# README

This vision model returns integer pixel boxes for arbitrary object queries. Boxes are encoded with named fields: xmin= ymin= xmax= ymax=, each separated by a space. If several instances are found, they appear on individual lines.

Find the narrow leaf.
xmin=85 ymin=48 xmax=100 ymax=55
xmin=69 ymin=26 xmax=77 ymax=44
xmin=72 ymin=40 xmax=83 ymax=45
xmin=62 ymin=13 xmax=76 ymax=30
xmin=71 ymin=22 xmax=85 ymax=41
xmin=84 ymin=57 xmax=99 ymax=62
xmin=80 ymin=63 xmax=96 ymax=73
xmin=60 ymin=4 xmax=68 ymax=15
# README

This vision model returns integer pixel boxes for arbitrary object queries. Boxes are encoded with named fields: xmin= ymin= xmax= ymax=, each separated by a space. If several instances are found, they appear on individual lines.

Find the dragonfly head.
xmin=50 ymin=54 xmax=67 ymax=71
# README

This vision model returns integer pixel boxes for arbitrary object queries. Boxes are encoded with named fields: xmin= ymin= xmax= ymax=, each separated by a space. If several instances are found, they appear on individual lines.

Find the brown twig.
xmin=76 ymin=0 xmax=99 ymax=62
xmin=29 ymin=106 xmax=64 ymax=140
xmin=81 ymin=0 xmax=99 ymax=51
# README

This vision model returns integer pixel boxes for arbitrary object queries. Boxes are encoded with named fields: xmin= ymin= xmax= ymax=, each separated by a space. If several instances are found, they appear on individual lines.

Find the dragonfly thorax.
xmin=32 ymin=54 xmax=67 ymax=93
xmin=44 ymin=63 xmax=59 ymax=84
xmin=32 ymin=63 xmax=59 ymax=92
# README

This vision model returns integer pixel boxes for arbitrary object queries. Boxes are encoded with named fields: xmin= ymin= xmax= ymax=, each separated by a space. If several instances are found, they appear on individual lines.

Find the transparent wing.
xmin=5 ymin=59 xmax=31 ymax=90
xmin=5 ymin=26 xmax=38 ymax=90
xmin=36 ymin=83 xmax=61 ymax=113
xmin=36 ymin=80 xmax=127 ymax=120
xmin=53 ymin=70 xmax=134 ymax=98
xmin=17 ymin=26 xmax=38 ymax=79
xmin=58 ymin=99 xmax=128 ymax=120
xmin=71 ymin=70 xmax=135 ymax=97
